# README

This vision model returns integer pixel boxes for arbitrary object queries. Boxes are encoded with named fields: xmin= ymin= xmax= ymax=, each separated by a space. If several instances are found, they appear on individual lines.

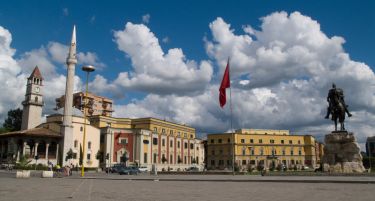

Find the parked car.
xmin=118 ymin=167 xmax=140 ymax=175
xmin=138 ymin=166 xmax=148 ymax=172
xmin=186 ymin=166 xmax=200 ymax=172
xmin=106 ymin=164 xmax=125 ymax=173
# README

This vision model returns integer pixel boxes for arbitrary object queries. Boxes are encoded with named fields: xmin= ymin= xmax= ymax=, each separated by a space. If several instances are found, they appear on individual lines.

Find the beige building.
xmin=90 ymin=116 xmax=205 ymax=171
xmin=207 ymin=129 xmax=322 ymax=171
xmin=55 ymin=92 xmax=114 ymax=117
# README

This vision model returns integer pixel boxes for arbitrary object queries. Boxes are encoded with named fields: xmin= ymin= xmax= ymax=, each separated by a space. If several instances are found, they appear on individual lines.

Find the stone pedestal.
xmin=322 ymin=131 xmax=365 ymax=173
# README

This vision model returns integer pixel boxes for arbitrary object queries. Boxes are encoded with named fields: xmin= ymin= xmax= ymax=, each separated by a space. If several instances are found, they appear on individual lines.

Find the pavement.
xmin=1 ymin=170 xmax=375 ymax=201
xmin=2 ymin=170 xmax=375 ymax=184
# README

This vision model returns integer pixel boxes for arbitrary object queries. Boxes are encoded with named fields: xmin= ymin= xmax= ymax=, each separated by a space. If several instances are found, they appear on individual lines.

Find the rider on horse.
xmin=325 ymin=83 xmax=352 ymax=119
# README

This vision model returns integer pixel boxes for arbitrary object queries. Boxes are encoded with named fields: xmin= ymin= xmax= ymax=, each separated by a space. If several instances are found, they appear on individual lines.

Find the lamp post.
xmin=81 ymin=65 xmax=95 ymax=177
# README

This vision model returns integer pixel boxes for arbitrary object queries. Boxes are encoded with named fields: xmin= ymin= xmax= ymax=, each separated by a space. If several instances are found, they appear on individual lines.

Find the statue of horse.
xmin=330 ymin=95 xmax=346 ymax=131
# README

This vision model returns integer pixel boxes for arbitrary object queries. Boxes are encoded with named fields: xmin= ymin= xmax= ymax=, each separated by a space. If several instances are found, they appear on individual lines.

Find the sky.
xmin=0 ymin=0 xmax=375 ymax=148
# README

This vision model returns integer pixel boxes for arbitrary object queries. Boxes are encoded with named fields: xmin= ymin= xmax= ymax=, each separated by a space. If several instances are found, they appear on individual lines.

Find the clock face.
xmin=35 ymin=87 xmax=40 ymax=93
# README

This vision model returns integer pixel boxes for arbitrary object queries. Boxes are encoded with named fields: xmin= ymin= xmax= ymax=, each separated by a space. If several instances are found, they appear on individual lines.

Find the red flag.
xmin=219 ymin=60 xmax=230 ymax=107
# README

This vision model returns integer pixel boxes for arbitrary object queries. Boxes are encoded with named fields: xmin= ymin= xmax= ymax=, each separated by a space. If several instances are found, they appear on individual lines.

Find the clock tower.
xmin=21 ymin=66 xmax=44 ymax=130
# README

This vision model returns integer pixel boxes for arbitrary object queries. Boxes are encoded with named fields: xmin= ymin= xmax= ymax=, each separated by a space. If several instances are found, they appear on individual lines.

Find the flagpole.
xmin=228 ymin=57 xmax=235 ymax=176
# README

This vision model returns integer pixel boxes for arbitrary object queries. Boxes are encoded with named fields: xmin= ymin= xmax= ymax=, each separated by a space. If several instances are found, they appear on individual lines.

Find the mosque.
xmin=0 ymin=27 xmax=205 ymax=171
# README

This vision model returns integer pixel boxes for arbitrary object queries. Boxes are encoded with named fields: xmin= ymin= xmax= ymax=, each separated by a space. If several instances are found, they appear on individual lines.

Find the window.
xmin=299 ymin=150 xmax=302 ymax=155
xmin=120 ymin=139 xmax=127 ymax=145
xmin=281 ymin=140 xmax=284 ymax=144
xmin=291 ymin=150 xmax=294 ymax=155
xmin=184 ymin=156 xmax=187 ymax=164
xmin=219 ymin=150 xmax=223 ymax=154
xmin=190 ymin=134 xmax=193 ymax=138
xmin=184 ymin=142 xmax=188 ymax=149
xmin=242 ymin=149 xmax=246 ymax=156
xmin=218 ymin=139 xmax=222 ymax=143
xmin=211 ymin=160 xmax=215 ymax=166
xmin=170 ymin=155 xmax=173 ymax=164
xmin=210 ymin=139 xmax=214 ymax=143
xmin=227 ymin=138 xmax=230 ymax=143
xmin=162 ymin=128 xmax=165 ymax=133
xmin=298 ymin=140 xmax=301 ymax=144
xmin=211 ymin=150 xmax=215 ymax=155
xmin=170 ymin=140 xmax=173 ymax=147
xmin=282 ymin=150 xmax=286 ymax=155
xmin=250 ymin=139 xmax=254 ymax=143
xmin=260 ymin=148 xmax=264 ymax=155
xmin=227 ymin=160 xmax=231 ymax=165
xmin=153 ymin=127 xmax=157 ymax=132
xmin=250 ymin=148 xmax=254 ymax=155
xmin=184 ymin=133 xmax=187 ymax=138
xmin=241 ymin=139 xmax=245 ymax=143
xmin=170 ymin=130 xmax=174 ymax=135
xmin=80 ymin=127 xmax=83 ymax=132
xmin=190 ymin=143 xmax=194 ymax=149
xmin=289 ymin=140 xmax=293 ymax=144
xmin=219 ymin=160 xmax=224 ymax=165
xmin=178 ymin=132 xmax=181 ymax=137
xmin=242 ymin=160 xmax=246 ymax=165
xmin=270 ymin=139 xmax=275 ymax=144
xmin=153 ymin=153 xmax=157 ymax=163
xmin=162 ymin=139 xmax=165 ymax=146
xmin=153 ymin=138 xmax=158 ymax=145
xmin=74 ymin=140 xmax=78 ymax=148
xmin=88 ymin=141 xmax=91 ymax=149
xmin=259 ymin=139 xmax=263 ymax=143
xmin=144 ymin=153 xmax=147 ymax=163
xmin=178 ymin=141 xmax=180 ymax=148
xmin=87 ymin=153 xmax=91 ymax=160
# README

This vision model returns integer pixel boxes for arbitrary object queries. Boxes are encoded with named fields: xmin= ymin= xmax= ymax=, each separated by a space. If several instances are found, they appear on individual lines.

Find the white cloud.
xmin=142 ymin=14 xmax=150 ymax=24
xmin=112 ymin=22 xmax=213 ymax=95
xmin=112 ymin=12 xmax=375 ymax=147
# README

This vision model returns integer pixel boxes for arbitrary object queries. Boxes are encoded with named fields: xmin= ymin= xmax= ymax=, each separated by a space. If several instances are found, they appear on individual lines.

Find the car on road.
xmin=106 ymin=164 xmax=125 ymax=173
xmin=138 ymin=166 xmax=148 ymax=172
xmin=118 ymin=167 xmax=140 ymax=175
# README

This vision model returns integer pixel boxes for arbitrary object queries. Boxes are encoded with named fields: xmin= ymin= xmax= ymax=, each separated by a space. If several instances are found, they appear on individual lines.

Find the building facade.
xmin=56 ymin=92 xmax=114 ymax=117
xmin=90 ymin=116 xmax=205 ymax=171
xmin=207 ymin=129 xmax=322 ymax=171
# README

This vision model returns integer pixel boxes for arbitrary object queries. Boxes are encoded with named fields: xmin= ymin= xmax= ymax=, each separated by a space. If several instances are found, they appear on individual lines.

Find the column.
xmin=45 ymin=143 xmax=50 ymax=160
xmin=22 ymin=141 xmax=27 ymax=156
xmin=34 ymin=142 xmax=39 ymax=157
xmin=56 ymin=143 xmax=59 ymax=164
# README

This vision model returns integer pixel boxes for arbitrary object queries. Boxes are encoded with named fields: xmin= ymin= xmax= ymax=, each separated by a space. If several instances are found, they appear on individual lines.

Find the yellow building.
xmin=207 ymin=129 xmax=322 ymax=171
xmin=90 ymin=116 xmax=205 ymax=171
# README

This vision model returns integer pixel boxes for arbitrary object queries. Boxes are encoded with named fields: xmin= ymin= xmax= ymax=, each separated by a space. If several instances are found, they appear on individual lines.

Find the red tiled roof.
xmin=29 ymin=66 xmax=43 ymax=80
xmin=0 ymin=127 xmax=61 ymax=138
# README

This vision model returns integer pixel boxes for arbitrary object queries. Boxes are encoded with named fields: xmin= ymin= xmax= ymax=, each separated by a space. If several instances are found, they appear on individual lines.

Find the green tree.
xmin=2 ymin=108 xmax=23 ymax=132
xmin=65 ymin=148 xmax=74 ymax=162
xmin=96 ymin=151 xmax=104 ymax=163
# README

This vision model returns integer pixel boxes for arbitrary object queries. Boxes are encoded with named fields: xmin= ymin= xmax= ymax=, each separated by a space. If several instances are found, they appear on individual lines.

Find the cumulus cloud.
xmin=112 ymin=12 xmax=375 ymax=147
xmin=0 ymin=26 xmax=98 ymax=122
xmin=112 ymin=22 xmax=213 ymax=95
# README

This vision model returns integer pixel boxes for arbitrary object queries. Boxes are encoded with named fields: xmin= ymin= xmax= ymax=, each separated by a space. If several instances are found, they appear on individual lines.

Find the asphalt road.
xmin=0 ymin=173 xmax=374 ymax=201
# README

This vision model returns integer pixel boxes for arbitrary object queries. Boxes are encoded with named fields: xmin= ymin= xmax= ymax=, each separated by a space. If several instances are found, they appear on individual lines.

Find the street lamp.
xmin=81 ymin=65 xmax=95 ymax=177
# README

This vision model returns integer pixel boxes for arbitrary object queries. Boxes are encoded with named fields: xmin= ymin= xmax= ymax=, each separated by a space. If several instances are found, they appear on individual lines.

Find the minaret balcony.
xmin=22 ymin=100 xmax=44 ymax=106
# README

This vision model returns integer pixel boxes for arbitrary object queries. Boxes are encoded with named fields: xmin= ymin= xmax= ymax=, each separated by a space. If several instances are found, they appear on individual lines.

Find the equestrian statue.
xmin=325 ymin=83 xmax=352 ymax=131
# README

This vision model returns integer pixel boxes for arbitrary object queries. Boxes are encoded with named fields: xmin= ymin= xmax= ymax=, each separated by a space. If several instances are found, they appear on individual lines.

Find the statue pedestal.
xmin=322 ymin=131 xmax=365 ymax=173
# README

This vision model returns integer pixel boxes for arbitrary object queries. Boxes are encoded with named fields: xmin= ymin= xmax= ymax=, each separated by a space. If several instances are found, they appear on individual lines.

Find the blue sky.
xmin=1 ymin=0 xmax=375 ymax=146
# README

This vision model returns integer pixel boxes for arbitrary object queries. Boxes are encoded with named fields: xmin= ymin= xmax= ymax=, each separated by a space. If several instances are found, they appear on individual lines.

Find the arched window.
xmin=88 ymin=141 xmax=91 ymax=149
xmin=35 ymin=96 xmax=38 ymax=103
xmin=74 ymin=140 xmax=78 ymax=148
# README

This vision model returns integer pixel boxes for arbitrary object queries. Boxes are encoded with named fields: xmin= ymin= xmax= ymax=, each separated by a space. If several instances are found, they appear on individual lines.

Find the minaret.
xmin=61 ymin=26 xmax=77 ymax=166
xmin=21 ymin=66 xmax=44 ymax=130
